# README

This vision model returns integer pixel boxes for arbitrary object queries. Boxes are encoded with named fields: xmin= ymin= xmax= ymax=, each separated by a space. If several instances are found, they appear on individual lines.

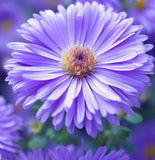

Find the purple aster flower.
xmin=6 ymin=2 xmax=154 ymax=138
xmin=0 ymin=2 xmax=25 ymax=53
xmin=79 ymin=146 xmax=129 ymax=160
xmin=49 ymin=145 xmax=129 ymax=160
xmin=16 ymin=148 xmax=50 ymax=160
xmin=0 ymin=96 xmax=22 ymax=159
xmin=0 ymin=1 xmax=26 ymax=70
xmin=125 ymin=0 xmax=155 ymax=34
xmin=130 ymin=120 xmax=155 ymax=160
xmin=16 ymin=145 xmax=129 ymax=160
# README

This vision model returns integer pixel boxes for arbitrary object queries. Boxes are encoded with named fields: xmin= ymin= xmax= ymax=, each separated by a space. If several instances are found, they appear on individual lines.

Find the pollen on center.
xmin=135 ymin=0 xmax=146 ymax=9
xmin=144 ymin=145 xmax=155 ymax=158
xmin=62 ymin=45 xmax=96 ymax=78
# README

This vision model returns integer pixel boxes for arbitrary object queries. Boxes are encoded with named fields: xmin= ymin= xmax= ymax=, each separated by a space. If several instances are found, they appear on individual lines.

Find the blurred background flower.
xmin=0 ymin=1 xmax=26 ymax=63
xmin=0 ymin=0 xmax=26 ymax=104
xmin=125 ymin=0 xmax=155 ymax=34
xmin=16 ymin=148 xmax=49 ymax=160
xmin=78 ymin=146 xmax=129 ymax=160
xmin=0 ymin=96 xmax=22 ymax=159
xmin=16 ymin=145 xmax=129 ymax=160
xmin=130 ymin=120 xmax=155 ymax=160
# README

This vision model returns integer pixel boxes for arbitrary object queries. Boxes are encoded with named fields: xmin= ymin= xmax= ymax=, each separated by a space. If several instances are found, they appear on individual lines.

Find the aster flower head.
xmin=16 ymin=148 xmax=50 ymax=160
xmin=49 ymin=145 xmax=129 ymax=160
xmin=0 ymin=2 xmax=25 ymax=52
xmin=130 ymin=120 xmax=155 ymax=160
xmin=0 ymin=96 xmax=22 ymax=159
xmin=79 ymin=147 xmax=129 ymax=160
xmin=6 ymin=2 xmax=154 ymax=138
xmin=124 ymin=0 xmax=155 ymax=33
xmin=17 ymin=145 xmax=129 ymax=160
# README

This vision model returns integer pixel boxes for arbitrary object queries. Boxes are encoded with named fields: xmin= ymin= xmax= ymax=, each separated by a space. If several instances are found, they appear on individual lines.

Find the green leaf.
xmin=112 ymin=126 xmax=131 ymax=139
xmin=119 ymin=139 xmax=135 ymax=151
xmin=106 ymin=137 xmax=117 ymax=150
xmin=17 ymin=140 xmax=28 ymax=149
xmin=125 ymin=113 xmax=143 ymax=124
xmin=31 ymin=100 xmax=44 ymax=113
xmin=30 ymin=120 xmax=44 ymax=134
xmin=28 ymin=136 xmax=47 ymax=150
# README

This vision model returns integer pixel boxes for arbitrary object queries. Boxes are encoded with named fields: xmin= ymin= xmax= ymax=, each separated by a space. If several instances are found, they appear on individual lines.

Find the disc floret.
xmin=135 ymin=0 xmax=146 ymax=8
xmin=62 ymin=45 xmax=96 ymax=78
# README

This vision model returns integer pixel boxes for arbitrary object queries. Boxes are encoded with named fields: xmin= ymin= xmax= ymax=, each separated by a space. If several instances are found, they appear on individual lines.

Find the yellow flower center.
xmin=117 ymin=109 xmax=126 ymax=118
xmin=30 ymin=120 xmax=43 ymax=134
xmin=2 ymin=20 xmax=11 ymax=31
xmin=62 ymin=45 xmax=96 ymax=78
xmin=45 ymin=0 xmax=58 ymax=5
xmin=144 ymin=145 xmax=155 ymax=158
xmin=135 ymin=0 xmax=146 ymax=8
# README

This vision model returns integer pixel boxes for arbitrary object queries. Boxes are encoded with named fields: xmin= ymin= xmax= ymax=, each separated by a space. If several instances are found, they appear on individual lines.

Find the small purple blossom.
xmin=48 ymin=145 xmax=129 ymax=160
xmin=123 ymin=0 xmax=155 ymax=33
xmin=6 ymin=2 xmax=154 ymax=138
xmin=0 ymin=2 xmax=25 ymax=53
xmin=16 ymin=148 xmax=49 ymax=160
xmin=130 ymin=120 xmax=155 ymax=160
xmin=0 ymin=96 xmax=22 ymax=159
xmin=16 ymin=145 xmax=129 ymax=160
